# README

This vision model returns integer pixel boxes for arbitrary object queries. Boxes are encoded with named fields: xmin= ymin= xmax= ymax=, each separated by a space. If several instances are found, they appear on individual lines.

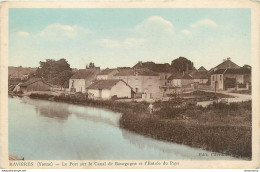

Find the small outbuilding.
xmin=87 ymin=79 xmax=134 ymax=100
xmin=19 ymin=78 xmax=52 ymax=93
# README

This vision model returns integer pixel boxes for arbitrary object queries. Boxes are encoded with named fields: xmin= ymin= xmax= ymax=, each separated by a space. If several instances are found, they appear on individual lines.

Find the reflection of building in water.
xmin=21 ymin=97 xmax=71 ymax=121
xmin=70 ymin=106 xmax=121 ymax=127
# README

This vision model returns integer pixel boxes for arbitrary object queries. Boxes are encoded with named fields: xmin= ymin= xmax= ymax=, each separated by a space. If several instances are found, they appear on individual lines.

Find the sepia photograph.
xmin=1 ymin=0 xmax=259 ymax=170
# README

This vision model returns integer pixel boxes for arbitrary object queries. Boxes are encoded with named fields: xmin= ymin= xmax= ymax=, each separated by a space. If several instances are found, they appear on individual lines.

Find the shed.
xmin=19 ymin=78 xmax=52 ymax=93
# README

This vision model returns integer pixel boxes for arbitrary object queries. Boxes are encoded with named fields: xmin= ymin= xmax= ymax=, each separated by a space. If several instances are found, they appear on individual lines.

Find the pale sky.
xmin=9 ymin=8 xmax=251 ymax=70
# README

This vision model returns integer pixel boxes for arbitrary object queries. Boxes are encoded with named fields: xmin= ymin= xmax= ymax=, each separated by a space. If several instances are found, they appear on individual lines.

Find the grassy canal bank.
xmin=26 ymin=92 xmax=251 ymax=159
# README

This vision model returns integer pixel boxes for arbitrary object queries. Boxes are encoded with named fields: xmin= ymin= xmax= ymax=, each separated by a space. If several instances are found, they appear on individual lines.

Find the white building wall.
xmin=101 ymin=89 xmax=111 ymax=99
xmin=110 ymin=81 xmax=131 ymax=98
xmin=69 ymin=79 xmax=86 ymax=93
xmin=211 ymin=74 xmax=224 ymax=90
xmin=97 ymin=75 xmax=108 ymax=80
xmin=171 ymin=79 xmax=181 ymax=87
xmin=193 ymin=78 xmax=208 ymax=84
xmin=114 ymin=75 xmax=160 ymax=97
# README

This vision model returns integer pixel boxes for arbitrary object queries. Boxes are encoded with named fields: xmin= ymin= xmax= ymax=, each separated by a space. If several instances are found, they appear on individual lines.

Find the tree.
xmin=171 ymin=56 xmax=194 ymax=73
xmin=35 ymin=58 xmax=73 ymax=87
xmin=89 ymin=62 xmax=95 ymax=68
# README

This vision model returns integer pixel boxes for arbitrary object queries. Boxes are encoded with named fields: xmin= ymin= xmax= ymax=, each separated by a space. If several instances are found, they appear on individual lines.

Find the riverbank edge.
xmin=11 ymin=93 xmax=251 ymax=160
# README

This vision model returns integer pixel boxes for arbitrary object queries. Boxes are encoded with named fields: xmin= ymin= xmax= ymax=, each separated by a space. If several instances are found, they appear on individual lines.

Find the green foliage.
xmin=35 ymin=58 xmax=73 ymax=87
xmin=171 ymin=56 xmax=194 ymax=73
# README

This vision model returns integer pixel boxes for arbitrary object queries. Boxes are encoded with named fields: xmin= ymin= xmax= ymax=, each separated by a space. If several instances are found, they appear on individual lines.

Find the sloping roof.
xmin=70 ymin=69 xmax=100 ymax=79
xmin=211 ymin=59 xmax=240 ymax=71
xmin=98 ymin=68 xmax=117 ymax=75
xmin=20 ymin=78 xmax=51 ymax=87
xmin=168 ymin=73 xmax=193 ymax=80
xmin=133 ymin=61 xmax=172 ymax=73
xmin=87 ymin=79 xmax=131 ymax=90
xmin=190 ymin=71 xmax=208 ymax=79
xmin=212 ymin=68 xmax=251 ymax=75
xmin=197 ymin=66 xmax=208 ymax=73
xmin=182 ymin=73 xmax=193 ymax=79
xmin=115 ymin=68 xmax=159 ymax=76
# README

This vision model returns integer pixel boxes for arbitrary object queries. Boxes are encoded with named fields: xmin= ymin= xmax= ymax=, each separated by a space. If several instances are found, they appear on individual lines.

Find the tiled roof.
xmin=212 ymin=68 xmax=251 ymax=75
xmin=133 ymin=61 xmax=172 ymax=73
xmin=168 ymin=73 xmax=193 ymax=80
xmin=98 ymin=68 xmax=117 ymax=75
xmin=190 ymin=71 xmax=208 ymax=79
xmin=20 ymin=78 xmax=52 ymax=87
xmin=115 ymin=68 xmax=159 ymax=76
xmin=210 ymin=59 xmax=240 ymax=72
xmin=197 ymin=66 xmax=208 ymax=72
xmin=87 ymin=79 xmax=131 ymax=90
xmin=70 ymin=69 xmax=100 ymax=79
xmin=182 ymin=73 xmax=193 ymax=79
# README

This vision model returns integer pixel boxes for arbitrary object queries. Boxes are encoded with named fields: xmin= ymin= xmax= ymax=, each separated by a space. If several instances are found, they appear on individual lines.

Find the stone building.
xmin=96 ymin=68 xmax=119 ymax=80
xmin=69 ymin=68 xmax=100 ymax=93
xmin=113 ymin=68 xmax=161 ymax=98
xmin=211 ymin=67 xmax=251 ymax=91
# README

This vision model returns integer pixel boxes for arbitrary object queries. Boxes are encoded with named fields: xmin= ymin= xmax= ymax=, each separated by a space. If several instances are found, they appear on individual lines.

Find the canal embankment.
xmin=18 ymin=92 xmax=251 ymax=159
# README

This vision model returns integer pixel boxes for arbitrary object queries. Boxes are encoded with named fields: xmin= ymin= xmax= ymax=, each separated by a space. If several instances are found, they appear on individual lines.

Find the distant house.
xmin=167 ymin=73 xmax=194 ymax=88
xmin=8 ymin=66 xmax=36 ymax=79
xmin=87 ymin=79 xmax=133 ymax=99
xmin=19 ymin=78 xmax=52 ymax=93
xmin=69 ymin=68 xmax=100 ymax=93
xmin=190 ymin=71 xmax=208 ymax=84
xmin=96 ymin=68 xmax=118 ymax=80
xmin=197 ymin=66 xmax=208 ymax=73
xmin=113 ymin=68 xmax=160 ymax=98
xmin=211 ymin=67 xmax=251 ymax=91
xmin=132 ymin=61 xmax=174 ymax=93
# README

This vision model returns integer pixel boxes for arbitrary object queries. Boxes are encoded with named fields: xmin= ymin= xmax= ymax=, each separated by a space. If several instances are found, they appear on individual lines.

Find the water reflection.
xmin=19 ymin=96 xmax=121 ymax=125
xmin=20 ymin=97 xmax=71 ymax=121
xmin=9 ymin=96 xmax=237 ymax=160
xmin=71 ymin=106 xmax=121 ymax=127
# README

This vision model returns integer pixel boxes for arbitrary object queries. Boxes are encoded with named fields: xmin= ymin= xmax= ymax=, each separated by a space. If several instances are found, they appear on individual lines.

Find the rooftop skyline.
xmin=9 ymin=8 xmax=251 ymax=70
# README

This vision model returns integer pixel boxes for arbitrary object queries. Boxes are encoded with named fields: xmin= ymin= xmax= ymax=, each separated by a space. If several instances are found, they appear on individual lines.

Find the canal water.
xmin=8 ymin=96 xmax=236 ymax=160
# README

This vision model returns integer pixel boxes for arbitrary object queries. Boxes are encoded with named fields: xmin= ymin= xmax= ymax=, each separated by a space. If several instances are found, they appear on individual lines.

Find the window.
xmin=135 ymin=88 xmax=138 ymax=92
xmin=220 ymin=75 xmax=222 ymax=81
xmin=165 ymin=75 xmax=167 ymax=79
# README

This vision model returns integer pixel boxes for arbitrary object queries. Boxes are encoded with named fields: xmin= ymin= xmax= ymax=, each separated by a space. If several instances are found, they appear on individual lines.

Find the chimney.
xmin=227 ymin=57 xmax=231 ymax=61
xmin=138 ymin=61 xmax=142 ymax=66
xmin=223 ymin=58 xmax=226 ymax=62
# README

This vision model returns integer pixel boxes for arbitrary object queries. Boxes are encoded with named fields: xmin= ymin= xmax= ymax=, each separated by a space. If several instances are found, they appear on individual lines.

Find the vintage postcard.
xmin=0 ymin=0 xmax=259 ymax=169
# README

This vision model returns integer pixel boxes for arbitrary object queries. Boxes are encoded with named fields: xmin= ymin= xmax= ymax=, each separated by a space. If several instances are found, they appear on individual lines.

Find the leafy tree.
xmin=35 ymin=58 xmax=73 ymax=87
xmin=171 ymin=56 xmax=194 ymax=73
xmin=89 ymin=62 xmax=95 ymax=68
